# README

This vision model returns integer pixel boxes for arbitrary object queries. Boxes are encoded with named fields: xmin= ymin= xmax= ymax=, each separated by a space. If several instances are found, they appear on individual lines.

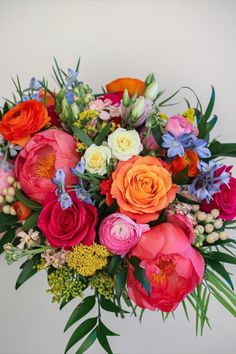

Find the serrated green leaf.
xmin=22 ymin=212 xmax=40 ymax=231
xmin=172 ymin=165 xmax=189 ymax=185
xmin=71 ymin=125 xmax=93 ymax=146
xmin=95 ymin=123 xmax=111 ymax=145
xmin=108 ymin=255 xmax=121 ymax=275
xmin=65 ymin=317 xmax=97 ymax=354
xmin=0 ymin=213 xmax=18 ymax=232
xmin=0 ymin=228 xmax=16 ymax=253
xmin=15 ymin=259 xmax=38 ymax=290
xmin=15 ymin=189 xmax=42 ymax=211
xmin=115 ymin=268 xmax=127 ymax=298
xmin=75 ymin=328 xmax=97 ymax=354
xmin=64 ymin=296 xmax=96 ymax=332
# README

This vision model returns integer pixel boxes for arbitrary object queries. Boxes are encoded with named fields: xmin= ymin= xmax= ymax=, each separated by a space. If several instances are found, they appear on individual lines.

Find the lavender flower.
xmin=162 ymin=133 xmax=185 ymax=158
xmin=188 ymin=161 xmax=231 ymax=202
xmin=51 ymin=169 xmax=73 ymax=210
xmin=58 ymin=192 xmax=73 ymax=210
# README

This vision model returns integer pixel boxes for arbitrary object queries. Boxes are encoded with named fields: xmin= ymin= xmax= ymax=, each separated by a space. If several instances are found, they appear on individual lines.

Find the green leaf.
xmin=65 ymin=317 xmax=97 ymax=354
xmin=205 ymin=252 xmax=236 ymax=265
xmin=115 ymin=268 xmax=127 ymax=299
xmin=182 ymin=300 xmax=189 ymax=321
xmin=71 ymin=125 xmax=93 ymax=146
xmin=97 ymin=325 xmax=113 ymax=354
xmin=100 ymin=296 xmax=129 ymax=314
xmin=98 ymin=320 xmax=119 ymax=337
xmin=208 ymin=285 xmax=236 ymax=317
xmin=206 ymin=260 xmax=234 ymax=290
xmin=151 ymin=126 xmax=163 ymax=145
xmin=15 ymin=259 xmax=38 ymax=290
xmin=22 ymin=212 xmax=40 ymax=231
xmin=208 ymin=140 xmax=236 ymax=159
xmin=129 ymin=256 xmax=151 ymax=296
xmin=95 ymin=123 xmax=111 ymax=145
xmin=15 ymin=189 xmax=42 ymax=211
xmin=108 ymin=255 xmax=122 ymax=275
xmin=205 ymin=270 xmax=236 ymax=307
xmin=204 ymin=86 xmax=215 ymax=121
xmin=0 ymin=213 xmax=18 ymax=232
xmin=172 ymin=165 xmax=189 ymax=185
xmin=75 ymin=328 xmax=97 ymax=354
xmin=176 ymin=193 xmax=200 ymax=205
xmin=198 ymin=86 xmax=215 ymax=139
xmin=64 ymin=296 xmax=96 ymax=332
xmin=60 ymin=297 xmax=73 ymax=310
xmin=0 ymin=228 xmax=16 ymax=253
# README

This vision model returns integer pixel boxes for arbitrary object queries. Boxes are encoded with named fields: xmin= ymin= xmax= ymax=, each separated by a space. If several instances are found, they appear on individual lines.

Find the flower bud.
xmin=10 ymin=207 xmax=17 ymax=216
xmin=211 ymin=209 xmax=220 ymax=218
xmin=2 ymin=188 xmax=8 ymax=196
xmin=144 ymin=81 xmax=159 ymax=101
xmin=205 ymin=214 xmax=213 ymax=223
xmin=195 ymin=225 xmax=204 ymax=234
xmin=131 ymin=96 xmax=145 ymax=120
xmin=6 ymin=176 xmax=15 ymax=184
xmin=122 ymin=89 xmax=130 ymax=107
xmin=145 ymin=73 xmax=155 ymax=86
xmin=219 ymin=231 xmax=228 ymax=241
xmin=213 ymin=219 xmax=223 ymax=230
xmin=130 ymin=93 xmax=138 ymax=104
xmin=205 ymin=223 xmax=214 ymax=234
xmin=206 ymin=233 xmax=216 ymax=244
xmin=197 ymin=212 xmax=207 ymax=222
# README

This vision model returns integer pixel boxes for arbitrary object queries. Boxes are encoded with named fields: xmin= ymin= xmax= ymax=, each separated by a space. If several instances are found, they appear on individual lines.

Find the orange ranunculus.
xmin=0 ymin=100 xmax=50 ymax=146
xmin=110 ymin=156 xmax=178 ymax=223
xmin=171 ymin=150 xmax=199 ymax=177
xmin=106 ymin=77 xmax=145 ymax=96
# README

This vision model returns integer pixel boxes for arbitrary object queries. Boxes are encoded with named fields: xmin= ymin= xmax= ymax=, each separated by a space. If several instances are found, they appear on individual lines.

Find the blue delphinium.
xmin=29 ymin=77 xmax=42 ymax=91
xmin=65 ymin=68 xmax=79 ymax=88
xmin=188 ymin=161 xmax=231 ymax=202
xmin=70 ymin=161 xmax=94 ymax=205
xmin=51 ymin=169 xmax=73 ymax=210
xmin=162 ymin=133 xmax=185 ymax=158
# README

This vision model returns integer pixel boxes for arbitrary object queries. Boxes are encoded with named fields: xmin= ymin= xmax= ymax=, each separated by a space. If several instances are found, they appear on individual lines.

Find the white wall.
xmin=0 ymin=1 xmax=236 ymax=353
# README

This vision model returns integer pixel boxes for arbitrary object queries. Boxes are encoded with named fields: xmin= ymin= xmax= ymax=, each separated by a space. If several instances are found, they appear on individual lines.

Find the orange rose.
xmin=111 ymin=156 xmax=178 ymax=223
xmin=0 ymin=100 xmax=50 ymax=146
xmin=106 ymin=77 xmax=145 ymax=96
xmin=171 ymin=150 xmax=199 ymax=177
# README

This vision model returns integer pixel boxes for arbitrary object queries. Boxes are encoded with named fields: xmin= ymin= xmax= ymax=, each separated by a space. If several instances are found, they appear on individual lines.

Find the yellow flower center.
xmin=88 ymin=152 xmax=106 ymax=169
xmin=116 ymin=135 xmax=134 ymax=151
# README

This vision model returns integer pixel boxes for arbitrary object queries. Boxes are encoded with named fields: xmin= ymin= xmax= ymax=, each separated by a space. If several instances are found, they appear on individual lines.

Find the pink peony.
xmin=99 ymin=213 xmax=149 ymax=256
xmin=15 ymin=129 xmax=79 ymax=204
xmin=38 ymin=192 xmax=97 ymax=248
xmin=166 ymin=115 xmax=198 ymax=137
xmin=127 ymin=214 xmax=204 ymax=312
xmin=0 ymin=159 xmax=15 ymax=194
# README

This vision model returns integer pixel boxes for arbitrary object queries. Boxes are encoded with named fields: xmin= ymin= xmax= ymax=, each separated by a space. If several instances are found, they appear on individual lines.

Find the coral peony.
xmin=0 ymin=100 xmax=50 ymax=146
xmin=99 ymin=213 xmax=149 ymax=256
xmin=111 ymin=156 xmax=178 ymax=223
xmin=38 ymin=192 xmax=97 ymax=248
xmin=127 ymin=215 xmax=204 ymax=312
xmin=15 ymin=129 xmax=79 ymax=204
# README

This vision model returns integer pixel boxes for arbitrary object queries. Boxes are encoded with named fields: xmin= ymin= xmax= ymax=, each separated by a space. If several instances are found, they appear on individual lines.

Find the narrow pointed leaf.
xmin=15 ymin=259 xmax=38 ymax=290
xmin=64 ymin=296 xmax=96 ymax=332
xmin=75 ymin=328 xmax=97 ymax=354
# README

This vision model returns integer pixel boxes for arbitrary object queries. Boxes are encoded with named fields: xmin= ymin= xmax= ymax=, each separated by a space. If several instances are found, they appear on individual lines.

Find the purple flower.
xmin=188 ymin=161 xmax=231 ymax=202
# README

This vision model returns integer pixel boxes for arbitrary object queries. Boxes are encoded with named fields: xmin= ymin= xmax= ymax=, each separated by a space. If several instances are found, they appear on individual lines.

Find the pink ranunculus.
xmin=99 ymin=213 xmax=149 ymax=256
xmin=201 ymin=166 xmax=236 ymax=220
xmin=0 ymin=159 xmax=15 ymax=194
xmin=127 ymin=214 xmax=204 ymax=312
xmin=15 ymin=129 xmax=79 ymax=204
xmin=166 ymin=115 xmax=198 ymax=137
xmin=38 ymin=192 xmax=97 ymax=248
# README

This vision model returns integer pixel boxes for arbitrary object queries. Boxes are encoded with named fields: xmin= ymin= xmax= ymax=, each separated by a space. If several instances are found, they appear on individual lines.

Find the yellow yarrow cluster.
xmin=67 ymin=243 xmax=110 ymax=277
xmin=47 ymin=266 xmax=85 ymax=303
xmin=76 ymin=141 xmax=87 ymax=153
xmin=182 ymin=108 xmax=195 ymax=124
xmin=89 ymin=271 xmax=115 ymax=299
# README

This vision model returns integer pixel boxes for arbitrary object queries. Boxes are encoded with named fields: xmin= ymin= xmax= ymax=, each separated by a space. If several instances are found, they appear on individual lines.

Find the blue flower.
xmin=65 ymin=68 xmax=79 ymax=88
xmin=58 ymin=192 xmax=73 ymax=210
xmin=66 ymin=91 xmax=75 ymax=104
xmin=188 ymin=161 xmax=231 ymax=202
xmin=70 ymin=161 xmax=85 ymax=176
xmin=22 ymin=93 xmax=42 ymax=102
xmin=162 ymin=133 xmax=185 ymax=158
xmin=9 ymin=143 xmax=22 ymax=157
xmin=51 ymin=169 xmax=73 ymax=209
xmin=75 ymin=186 xmax=94 ymax=205
xmin=193 ymin=139 xmax=211 ymax=158
xmin=29 ymin=77 xmax=42 ymax=91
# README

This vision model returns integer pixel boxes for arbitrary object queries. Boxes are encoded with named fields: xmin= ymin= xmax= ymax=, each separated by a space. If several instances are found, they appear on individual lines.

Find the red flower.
xmin=99 ymin=177 xmax=114 ymax=206
xmin=37 ymin=192 xmax=97 ymax=248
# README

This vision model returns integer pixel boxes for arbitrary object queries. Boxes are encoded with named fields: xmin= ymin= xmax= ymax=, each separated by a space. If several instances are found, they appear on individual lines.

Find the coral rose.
xmin=38 ymin=192 xmax=97 ymax=248
xmin=99 ymin=213 xmax=149 ymax=256
xmin=127 ymin=215 xmax=205 ymax=312
xmin=15 ymin=129 xmax=79 ymax=204
xmin=111 ymin=156 xmax=178 ymax=223
xmin=0 ymin=100 xmax=50 ymax=146
xmin=106 ymin=77 xmax=145 ymax=96
xmin=171 ymin=150 xmax=199 ymax=177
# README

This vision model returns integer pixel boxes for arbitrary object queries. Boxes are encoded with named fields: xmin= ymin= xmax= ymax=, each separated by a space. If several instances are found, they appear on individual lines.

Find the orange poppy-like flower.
xmin=0 ymin=100 xmax=50 ymax=146
xmin=106 ymin=77 xmax=145 ymax=96
xmin=171 ymin=150 xmax=199 ymax=177
xmin=110 ymin=156 xmax=178 ymax=223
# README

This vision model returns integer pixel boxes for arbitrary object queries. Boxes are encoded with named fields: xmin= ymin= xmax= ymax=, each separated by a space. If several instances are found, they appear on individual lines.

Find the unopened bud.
xmin=2 ymin=188 xmax=8 ymax=196
xmin=205 ymin=214 xmax=213 ymax=223
xmin=131 ymin=96 xmax=145 ymax=120
xmin=206 ymin=233 xmax=216 ymax=244
xmin=219 ymin=231 xmax=228 ymax=241
xmin=145 ymin=73 xmax=155 ymax=86
xmin=192 ymin=205 xmax=200 ymax=212
xmin=211 ymin=209 xmax=220 ymax=218
xmin=130 ymin=93 xmax=138 ymax=104
xmin=7 ymin=187 xmax=15 ymax=197
xmin=10 ymin=207 xmax=17 ymax=216
xmin=197 ymin=212 xmax=207 ymax=222
xmin=195 ymin=225 xmax=204 ymax=234
xmin=205 ymin=223 xmax=214 ymax=234
xmin=0 ymin=195 xmax=4 ymax=204
xmin=5 ymin=195 xmax=14 ymax=203
xmin=122 ymin=89 xmax=130 ymax=107
xmin=144 ymin=81 xmax=159 ymax=101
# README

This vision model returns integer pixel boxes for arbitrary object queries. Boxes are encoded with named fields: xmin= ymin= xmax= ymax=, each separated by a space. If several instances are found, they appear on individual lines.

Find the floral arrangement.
xmin=1 ymin=58 xmax=236 ymax=354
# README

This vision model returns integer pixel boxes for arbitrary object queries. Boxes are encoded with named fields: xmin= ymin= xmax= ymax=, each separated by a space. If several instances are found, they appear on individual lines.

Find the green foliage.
xmin=15 ymin=189 xmax=42 ymax=211
xmin=0 ymin=228 xmax=16 ymax=254
xmin=100 ymin=296 xmax=129 ymax=314
xmin=151 ymin=126 xmax=163 ymax=145
xmin=208 ymin=139 xmax=236 ymax=159
xmin=108 ymin=255 xmax=122 ymax=275
xmin=64 ymin=296 xmax=96 ymax=332
xmin=129 ymin=256 xmax=151 ymax=296
xmin=22 ymin=212 xmax=41 ymax=231
xmin=15 ymin=257 xmax=38 ymax=290
xmin=95 ymin=123 xmax=111 ymax=146
xmin=0 ymin=213 xmax=18 ymax=233
xmin=71 ymin=125 xmax=93 ymax=146
xmin=115 ymin=268 xmax=128 ymax=299
xmin=176 ymin=193 xmax=200 ymax=205
xmin=197 ymin=86 xmax=216 ymax=140
xmin=172 ymin=165 xmax=189 ymax=185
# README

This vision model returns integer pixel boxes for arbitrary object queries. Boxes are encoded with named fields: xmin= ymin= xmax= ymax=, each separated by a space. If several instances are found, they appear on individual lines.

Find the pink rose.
xmin=15 ymin=129 xmax=79 ymax=204
xmin=38 ymin=192 xmax=97 ymax=248
xmin=127 ymin=214 xmax=204 ymax=312
xmin=99 ymin=213 xmax=149 ymax=256
xmin=166 ymin=115 xmax=198 ymax=137
xmin=0 ymin=159 xmax=15 ymax=193
xmin=201 ymin=166 xmax=236 ymax=220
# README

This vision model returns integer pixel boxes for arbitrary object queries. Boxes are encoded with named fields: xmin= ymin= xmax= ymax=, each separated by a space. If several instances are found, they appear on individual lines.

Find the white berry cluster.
xmin=0 ymin=176 xmax=21 ymax=215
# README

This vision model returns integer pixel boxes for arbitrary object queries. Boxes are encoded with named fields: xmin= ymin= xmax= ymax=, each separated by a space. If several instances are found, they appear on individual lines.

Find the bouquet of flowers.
xmin=1 ymin=58 xmax=236 ymax=354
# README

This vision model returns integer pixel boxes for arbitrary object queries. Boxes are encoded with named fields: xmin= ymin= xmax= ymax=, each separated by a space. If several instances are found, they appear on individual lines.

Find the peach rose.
xmin=111 ymin=156 xmax=178 ymax=223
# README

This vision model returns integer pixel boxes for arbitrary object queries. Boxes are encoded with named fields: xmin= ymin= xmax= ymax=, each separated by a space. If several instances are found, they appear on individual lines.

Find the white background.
xmin=0 ymin=1 xmax=236 ymax=353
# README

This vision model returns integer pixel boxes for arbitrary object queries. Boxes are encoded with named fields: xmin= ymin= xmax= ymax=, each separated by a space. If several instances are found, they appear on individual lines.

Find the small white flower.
xmin=82 ymin=144 xmax=111 ymax=176
xmin=107 ymin=128 xmax=143 ymax=161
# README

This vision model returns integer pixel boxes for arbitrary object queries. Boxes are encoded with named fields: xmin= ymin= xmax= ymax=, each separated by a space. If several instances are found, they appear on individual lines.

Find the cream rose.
xmin=107 ymin=128 xmax=143 ymax=161
xmin=82 ymin=144 xmax=111 ymax=176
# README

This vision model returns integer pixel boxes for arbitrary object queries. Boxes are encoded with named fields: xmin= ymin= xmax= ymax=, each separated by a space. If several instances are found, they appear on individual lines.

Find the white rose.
xmin=107 ymin=128 xmax=143 ymax=161
xmin=82 ymin=144 xmax=111 ymax=176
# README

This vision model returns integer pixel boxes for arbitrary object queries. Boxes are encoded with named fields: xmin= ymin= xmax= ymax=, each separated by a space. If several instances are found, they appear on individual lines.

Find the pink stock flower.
xmin=127 ymin=214 xmax=204 ymax=312
xmin=15 ymin=129 xmax=79 ymax=204
xmin=99 ymin=213 xmax=149 ymax=256
xmin=166 ymin=115 xmax=198 ymax=137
